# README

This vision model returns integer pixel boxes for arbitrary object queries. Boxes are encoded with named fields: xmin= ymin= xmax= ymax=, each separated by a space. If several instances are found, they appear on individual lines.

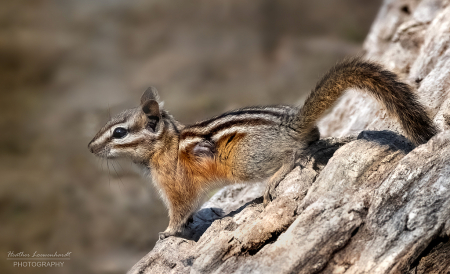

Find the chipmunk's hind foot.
xmin=262 ymin=151 xmax=297 ymax=207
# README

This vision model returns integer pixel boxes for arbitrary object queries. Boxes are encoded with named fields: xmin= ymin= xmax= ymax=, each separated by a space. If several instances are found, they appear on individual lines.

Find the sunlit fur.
xmin=88 ymin=57 xmax=437 ymax=238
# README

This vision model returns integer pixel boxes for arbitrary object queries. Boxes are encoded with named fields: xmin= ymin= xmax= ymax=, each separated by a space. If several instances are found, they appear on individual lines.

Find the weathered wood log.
xmin=128 ymin=0 xmax=450 ymax=273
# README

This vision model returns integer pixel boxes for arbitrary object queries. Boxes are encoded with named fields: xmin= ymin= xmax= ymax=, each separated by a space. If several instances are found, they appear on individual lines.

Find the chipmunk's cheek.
xmin=108 ymin=147 xmax=120 ymax=158
xmin=109 ymin=145 xmax=132 ymax=159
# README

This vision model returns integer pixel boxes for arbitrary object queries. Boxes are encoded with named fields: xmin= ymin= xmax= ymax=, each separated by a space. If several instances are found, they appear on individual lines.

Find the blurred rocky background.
xmin=0 ymin=0 xmax=381 ymax=273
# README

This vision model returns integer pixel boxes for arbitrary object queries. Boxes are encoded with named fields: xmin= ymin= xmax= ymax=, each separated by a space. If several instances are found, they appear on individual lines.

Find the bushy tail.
xmin=296 ymin=57 xmax=437 ymax=145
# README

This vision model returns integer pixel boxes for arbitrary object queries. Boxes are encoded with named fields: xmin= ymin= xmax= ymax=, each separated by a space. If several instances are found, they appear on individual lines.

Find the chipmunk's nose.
xmin=88 ymin=141 xmax=94 ymax=153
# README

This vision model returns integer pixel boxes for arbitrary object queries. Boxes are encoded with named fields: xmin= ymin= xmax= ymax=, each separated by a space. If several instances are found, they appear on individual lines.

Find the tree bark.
xmin=129 ymin=0 xmax=450 ymax=273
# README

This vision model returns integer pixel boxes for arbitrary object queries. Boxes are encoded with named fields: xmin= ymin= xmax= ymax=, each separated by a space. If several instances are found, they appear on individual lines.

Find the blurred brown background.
xmin=0 ymin=0 xmax=382 ymax=273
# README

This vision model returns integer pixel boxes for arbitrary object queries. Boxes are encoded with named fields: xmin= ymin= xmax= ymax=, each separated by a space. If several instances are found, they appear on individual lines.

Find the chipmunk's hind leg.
xmin=263 ymin=151 xmax=297 ymax=207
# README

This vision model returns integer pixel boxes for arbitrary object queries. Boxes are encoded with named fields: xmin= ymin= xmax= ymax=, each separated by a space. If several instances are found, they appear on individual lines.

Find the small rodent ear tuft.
xmin=141 ymin=99 xmax=161 ymax=118
xmin=140 ymin=86 xmax=160 ymax=104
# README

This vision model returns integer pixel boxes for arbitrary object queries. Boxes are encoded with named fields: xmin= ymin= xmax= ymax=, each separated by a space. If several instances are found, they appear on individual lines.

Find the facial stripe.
xmin=113 ymin=133 xmax=144 ymax=144
xmin=90 ymin=120 xmax=138 ymax=147
xmin=114 ymin=137 xmax=145 ymax=149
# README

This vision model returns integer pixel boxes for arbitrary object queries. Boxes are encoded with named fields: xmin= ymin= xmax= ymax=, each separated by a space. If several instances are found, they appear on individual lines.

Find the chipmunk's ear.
xmin=140 ymin=86 xmax=160 ymax=104
xmin=141 ymin=99 xmax=161 ymax=132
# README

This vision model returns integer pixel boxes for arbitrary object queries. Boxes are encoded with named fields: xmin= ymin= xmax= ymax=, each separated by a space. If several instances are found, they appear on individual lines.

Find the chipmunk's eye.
xmin=112 ymin=127 xmax=128 ymax=139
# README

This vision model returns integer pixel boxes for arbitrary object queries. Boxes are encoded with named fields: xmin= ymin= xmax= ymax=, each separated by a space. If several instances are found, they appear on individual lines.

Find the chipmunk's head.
xmin=88 ymin=87 xmax=175 ymax=163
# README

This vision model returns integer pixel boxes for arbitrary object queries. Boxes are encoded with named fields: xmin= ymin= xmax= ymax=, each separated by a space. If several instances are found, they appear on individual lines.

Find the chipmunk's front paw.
xmin=158 ymin=231 xmax=176 ymax=240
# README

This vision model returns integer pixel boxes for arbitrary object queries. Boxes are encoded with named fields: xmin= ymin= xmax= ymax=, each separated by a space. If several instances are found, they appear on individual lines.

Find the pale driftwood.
xmin=128 ymin=0 xmax=450 ymax=273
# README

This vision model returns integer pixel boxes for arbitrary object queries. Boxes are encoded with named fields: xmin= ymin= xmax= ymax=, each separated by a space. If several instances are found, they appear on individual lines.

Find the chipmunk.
xmin=88 ymin=58 xmax=437 ymax=239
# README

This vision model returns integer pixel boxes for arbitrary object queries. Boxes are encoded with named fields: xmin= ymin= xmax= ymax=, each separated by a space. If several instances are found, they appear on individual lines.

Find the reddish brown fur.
xmin=149 ymin=132 xmax=248 ymax=233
